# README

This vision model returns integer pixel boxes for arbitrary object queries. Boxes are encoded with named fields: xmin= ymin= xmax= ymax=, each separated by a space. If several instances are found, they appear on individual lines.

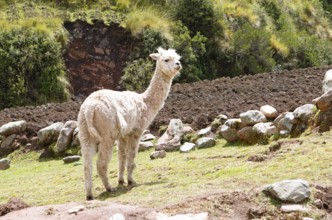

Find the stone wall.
xmin=64 ymin=20 xmax=137 ymax=96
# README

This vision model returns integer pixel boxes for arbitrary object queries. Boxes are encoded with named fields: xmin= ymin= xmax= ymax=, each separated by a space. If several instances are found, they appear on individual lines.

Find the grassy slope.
xmin=1 ymin=131 xmax=332 ymax=208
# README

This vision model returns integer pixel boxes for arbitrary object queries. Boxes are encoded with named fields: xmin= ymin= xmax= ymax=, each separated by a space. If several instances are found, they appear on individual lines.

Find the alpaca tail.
xmin=85 ymin=109 xmax=102 ymax=142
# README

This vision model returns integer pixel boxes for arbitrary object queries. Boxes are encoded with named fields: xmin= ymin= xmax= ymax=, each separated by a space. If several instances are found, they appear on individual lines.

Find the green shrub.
xmin=0 ymin=24 xmax=70 ymax=109
xmin=120 ymin=58 xmax=154 ymax=92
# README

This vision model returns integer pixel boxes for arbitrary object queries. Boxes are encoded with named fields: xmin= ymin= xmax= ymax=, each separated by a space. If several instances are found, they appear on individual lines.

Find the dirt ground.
xmin=1 ymin=65 xmax=332 ymax=219
xmin=0 ymin=66 xmax=330 ymax=137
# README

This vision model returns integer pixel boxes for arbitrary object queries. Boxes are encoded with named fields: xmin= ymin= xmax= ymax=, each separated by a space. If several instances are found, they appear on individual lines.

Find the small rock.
xmin=293 ymin=104 xmax=317 ymax=122
xmin=38 ymin=122 xmax=64 ymax=147
xmin=260 ymin=105 xmax=278 ymax=119
xmin=0 ymin=158 xmax=10 ymax=170
xmin=253 ymin=122 xmax=278 ymax=136
xmin=224 ymin=118 xmax=242 ymax=129
xmin=63 ymin=155 xmax=81 ymax=164
xmin=183 ymin=125 xmax=195 ymax=134
xmin=195 ymin=137 xmax=216 ymax=149
xmin=197 ymin=127 xmax=212 ymax=136
xmin=150 ymin=150 xmax=166 ymax=160
xmin=56 ymin=121 xmax=78 ymax=153
xmin=219 ymin=125 xmax=238 ymax=142
xmin=322 ymin=69 xmax=332 ymax=93
xmin=141 ymin=133 xmax=156 ymax=142
xmin=240 ymin=110 xmax=267 ymax=126
xmin=263 ymin=179 xmax=311 ymax=203
xmin=313 ymin=199 xmax=323 ymax=209
xmin=68 ymin=205 xmax=85 ymax=214
xmin=180 ymin=142 xmax=195 ymax=153
xmin=139 ymin=141 xmax=154 ymax=152
xmin=237 ymin=126 xmax=258 ymax=144
xmin=0 ymin=120 xmax=26 ymax=136
xmin=280 ymin=204 xmax=309 ymax=213
xmin=1 ymin=134 xmax=16 ymax=149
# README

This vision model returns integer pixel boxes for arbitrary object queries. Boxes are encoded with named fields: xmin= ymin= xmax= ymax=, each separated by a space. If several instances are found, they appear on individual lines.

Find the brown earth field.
xmin=0 ymin=65 xmax=331 ymax=137
xmin=1 ymin=66 xmax=332 ymax=220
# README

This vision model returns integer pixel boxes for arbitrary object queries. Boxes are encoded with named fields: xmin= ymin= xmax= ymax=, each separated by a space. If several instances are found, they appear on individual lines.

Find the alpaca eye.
xmin=164 ymin=59 xmax=170 ymax=62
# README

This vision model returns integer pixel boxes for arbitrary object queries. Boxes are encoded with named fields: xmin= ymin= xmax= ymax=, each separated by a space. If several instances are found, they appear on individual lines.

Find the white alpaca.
xmin=77 ymin=47 xmax=182 ymax=200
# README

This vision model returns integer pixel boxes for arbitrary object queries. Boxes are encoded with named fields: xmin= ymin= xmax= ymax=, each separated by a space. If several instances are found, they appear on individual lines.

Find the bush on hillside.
xmin=0 ymin=25 xmax=70 ymax=109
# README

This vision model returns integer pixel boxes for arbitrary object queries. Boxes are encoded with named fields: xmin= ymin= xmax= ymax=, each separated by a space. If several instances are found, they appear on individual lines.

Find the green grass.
xmin=1 ymin=131 xmax=332 ymax=208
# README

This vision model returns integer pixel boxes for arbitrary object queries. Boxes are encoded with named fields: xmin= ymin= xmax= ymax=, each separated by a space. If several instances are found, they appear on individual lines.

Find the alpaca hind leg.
xmin=81 ymin=142 xmax=96 ymax=200
xmin=118 ymin=138 xmax=127 ymax=185
xmin=97 ymin=140 xmax=116 ymax=192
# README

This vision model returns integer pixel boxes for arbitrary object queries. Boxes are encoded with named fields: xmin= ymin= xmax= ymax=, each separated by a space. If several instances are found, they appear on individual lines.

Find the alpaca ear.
xmin=150 ymin=53 xmax=160 ymax=60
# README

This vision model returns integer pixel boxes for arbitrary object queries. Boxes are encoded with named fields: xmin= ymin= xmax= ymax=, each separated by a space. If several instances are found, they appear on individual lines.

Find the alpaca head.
xmin=150 ymin=47 xmax=182 ymax=78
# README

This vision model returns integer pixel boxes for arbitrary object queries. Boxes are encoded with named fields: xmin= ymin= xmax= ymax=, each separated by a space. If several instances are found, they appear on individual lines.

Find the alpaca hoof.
xmin=128 ymin=180 xmax=137 ymax=188
xmin=86 ymin=195 xmax=94 ymax=201
xmin=118 ymin=180 xmax=125 ymax=185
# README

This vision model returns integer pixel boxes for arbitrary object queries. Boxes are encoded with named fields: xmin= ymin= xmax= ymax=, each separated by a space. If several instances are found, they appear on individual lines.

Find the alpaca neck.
xmin=142 ymin=67 xmax=172 ymax=114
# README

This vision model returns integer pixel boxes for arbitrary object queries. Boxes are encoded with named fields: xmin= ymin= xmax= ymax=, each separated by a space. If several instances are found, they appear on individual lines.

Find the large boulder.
xmin=274 ymin=112 xmax=295 ymax=134
xmin=240 ymin=110 xmax=267 ymax=126
xmin=156 ymin=119 xmax=183 ymax=152
xmin=38 ymin=122 xmax=64 ymax=147
xmin=0 ymin=121 xmax=26 ymax=137
xmin=263 ymin=179 xmax=311 ymax=203
xmin=55 ymin=121 xmax=78 ymax=153
xmin=253 ymin=122 xmax=278 ymax=136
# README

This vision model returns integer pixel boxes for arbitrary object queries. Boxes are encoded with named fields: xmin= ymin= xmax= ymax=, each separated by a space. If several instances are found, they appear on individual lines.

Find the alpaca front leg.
xmin=118 ymin=138 xmax=127 ymax=185
xmin=81 ymin=143 xmax=96 ymax=200
xmin=97 ymin=141 xmax=116 ymax=192
xmin=126 ymin=137 xmax=140 ymax=186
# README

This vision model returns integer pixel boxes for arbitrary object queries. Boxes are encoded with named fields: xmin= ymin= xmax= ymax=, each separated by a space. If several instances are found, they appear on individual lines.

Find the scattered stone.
xmin=313 ymin=199 xmax=323 ymax=209
xmin=0 ymin=120 xmax=26 ymax=137
xmin=141 ymin=133 xmax=156 ymax=142
xmin=63 ymin=155 xmax=81 ymax=164
xmin=156 ymin=119 xmax=183 ymax=152
xmin=0 ymin=158 xmax=10 ymax=170
xmin=195 ymin=137 xmax=216 ymax=149
xmin=253 ymin=122 xmax=278 ymax=136
xmin=275 ymin=112 xmax=294 ymax=132
xmin=180 ymin=142 xmax=196 ymax=153
xmin=303 ymin=218 xmax=314 ymax=220
xmin=183 ymin=125 xmax=195 ymax=134
xmin=73 ymin=162 xmax=83 ymax=166
xmin=240 ymin=110 xmax=266 ymax=126
xmin=150 ymin=150 xmax=166 ymax=160
xmin=293 ymin=104 xmax=317 ymax=122
xmin=56 ymin=121 xmax=78 ymax=153
xmin=211 ymin=114 xmax=228 ymax=132
xmin=237 ymin=126 xmax=257 ymax=143
xmin=322 ymin=69 xmax=332 ymax=93
xmin=313 ymin=88 xmax=332 ymax=112
xmin=197 ymin=127 xmax=212 ymax=136
xmin=68 ymin=205 xmax=85 ymax=214
xmin=280 ymin=204 xmax=309 ymax=213
xmin=110 ymin=213 xmax=125 ymax=220
xmin=219 ymin=125 xmax=238 ymax=142
xmin=1 ymin=134 xmax=16 ymax=150
xmin=260 ymin=105 xmax=278 ymax=119
xmin=156 ymin=212 xmax=208 ymax=220
xmin=263 ymin=179 xmax=311 ymax=203
xmin=71 ymin=127 xmax=80 ymax=147
xmin=139 ymin=141 xmax=154 ymax=152
xmin=38 ymin=122 xmax=64 ymax=147
xmin=224 ymin=118 xmax=242 ymax=129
